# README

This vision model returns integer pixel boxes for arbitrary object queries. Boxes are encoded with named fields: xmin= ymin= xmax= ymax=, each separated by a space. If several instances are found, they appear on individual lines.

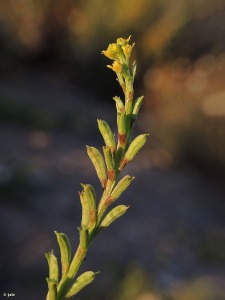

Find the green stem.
xmin=124 ymin=76 xmax=134 ymax=147
xmin=97 ymin=179 xmax=116 ymax=222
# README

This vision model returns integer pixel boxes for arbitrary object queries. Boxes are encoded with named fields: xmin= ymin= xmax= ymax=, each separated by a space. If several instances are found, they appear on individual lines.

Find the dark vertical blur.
xmin=0 ymin=1 xmax=225 ymax=299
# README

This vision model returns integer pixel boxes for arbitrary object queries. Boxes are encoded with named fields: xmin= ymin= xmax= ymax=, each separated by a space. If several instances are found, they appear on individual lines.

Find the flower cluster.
xmin=102 ymin=36 xmax=135 ymax=76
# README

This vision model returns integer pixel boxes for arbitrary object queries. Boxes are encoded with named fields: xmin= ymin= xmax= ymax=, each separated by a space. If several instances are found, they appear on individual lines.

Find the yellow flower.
xmin=110 ymin=43 xmax=121 ymax=53
xmin=112 ymin=61 xmax=123 ymax=73
xmin=107 ymin=61 xmax=123 ymax=73
xmin=102 ymin=49 xmax=116 ymax=60
xmin=102 ymin=43 xmax=122 ymax=60
xmin=117 ymin=36 xmax=131 ymax=46
xmin=122 ymin=43 xmax=135 ymax=59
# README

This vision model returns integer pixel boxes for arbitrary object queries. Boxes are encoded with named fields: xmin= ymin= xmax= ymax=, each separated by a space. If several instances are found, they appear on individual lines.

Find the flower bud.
xmin=65 ymin=271 xmax=100 ymax=298
xmin=100 ymin=205 xmax=130 ymax=228
xmin=113 ymin=96 xmax=125 ymax=113
xmin=87 ymin=146 xmax=107 ymax=188
xmin=102 ymin=43 xmax=123 ymax=61
xmin=117 ymin=36 xmax=131 ymax=46
xmin=97 ymin=119 xmax=116 ymax=150
xmin=110 ymin=43 xmax=122 ymax=53
xmin=54 ymin=231 xmax=71 ymax=278
xmin=45 ymin=250 xmax=59 ymax=284
xmin=119 ymin=134 xmax=148 ymax=171
xmin=81 ymin=184 xmax=96 ymax=209
xmin=126 ymin=134 xmax=148 ymax=160
xmin=132 ymin=96 xmax=144 ymax=119
xmin=122 ymin=43 xmax=135 ymax=59
xmin=79 ymin=189 xmax=90 ymax=229
xmin=111 ymin=61 xmax=123 ymax=73
xmin=81 ymin=184 xmax=97 ymax=231
xmin=101 ymin=44 xmax=117 ymax=60
xmin=79 ymin=184 xmax=97 ymax=231
xmin=108 ymin=175 xmax=134 ymax=203
xmin=107 ymin=62 xmax=123 ymax=73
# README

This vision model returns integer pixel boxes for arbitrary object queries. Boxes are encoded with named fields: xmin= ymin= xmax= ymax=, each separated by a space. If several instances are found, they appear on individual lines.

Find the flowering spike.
xmin=46 ymin=36 xmax=148 ymax=300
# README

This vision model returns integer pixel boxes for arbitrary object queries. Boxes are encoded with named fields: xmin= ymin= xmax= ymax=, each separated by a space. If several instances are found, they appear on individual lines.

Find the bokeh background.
xmin=0 ymin=1 xmax=225 ymax=299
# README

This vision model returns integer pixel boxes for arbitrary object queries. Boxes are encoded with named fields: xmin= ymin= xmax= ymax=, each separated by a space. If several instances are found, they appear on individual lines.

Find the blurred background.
xmin=0 ymin=0 xmax=225 ymax=299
